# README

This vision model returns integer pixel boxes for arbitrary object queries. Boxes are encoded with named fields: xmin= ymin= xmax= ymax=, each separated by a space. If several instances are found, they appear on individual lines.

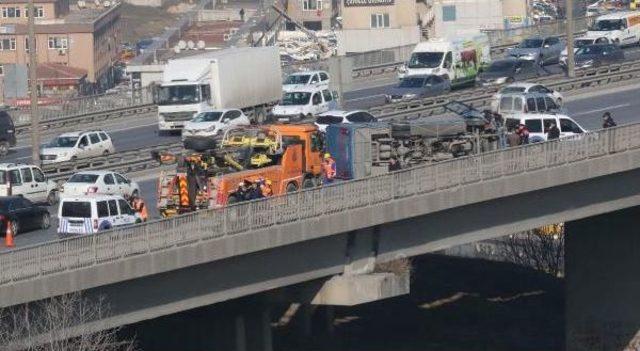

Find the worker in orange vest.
xmin=131 ymin=196 xmax=149 ymax=222
xmin=322 ymin=153 xmax=336 ymax=184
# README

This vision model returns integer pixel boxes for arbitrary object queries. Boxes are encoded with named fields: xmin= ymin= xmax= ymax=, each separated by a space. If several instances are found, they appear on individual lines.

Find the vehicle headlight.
xmin=494 ymin=77 xmax=508 ymax=84
xmin=403 ymin=93 xmax=417 ymax=99
xmin=206 ymin=125 xmax=217 ymax=132
xmin=524 ymin=52 xmax=537 ymax=58
xmin=581 ymin=60 xmax=594 ymax=67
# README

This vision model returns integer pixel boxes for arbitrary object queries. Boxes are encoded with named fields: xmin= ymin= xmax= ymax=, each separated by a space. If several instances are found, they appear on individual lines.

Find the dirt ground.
xmin=119 ymin=3 xmax=181 ymax=45
xmin=275 ymin=254 xmax=565 ymax=351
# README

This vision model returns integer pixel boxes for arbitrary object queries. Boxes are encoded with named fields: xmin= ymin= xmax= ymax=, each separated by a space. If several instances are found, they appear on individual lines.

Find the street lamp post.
xmin=566 ymin=0 xmax=576 ymax=78
xmin=27 ymin=0 xmax=40 ymax=163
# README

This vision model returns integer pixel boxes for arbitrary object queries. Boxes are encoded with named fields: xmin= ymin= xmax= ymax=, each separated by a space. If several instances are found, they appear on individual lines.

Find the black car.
xmin=0 ymin=110 xmax=16 ymax=156
xmin=476 ymin=58 xmax=539 ymax=87
xmin=573 ymin=44 xmax=625 ymax=69
xmin=0 ymin=196 xmax=50 ymax=236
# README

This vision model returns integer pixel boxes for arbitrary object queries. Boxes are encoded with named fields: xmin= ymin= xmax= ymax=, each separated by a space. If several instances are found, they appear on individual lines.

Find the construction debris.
xmin=277 ymin=30 xmax=337 ymax=62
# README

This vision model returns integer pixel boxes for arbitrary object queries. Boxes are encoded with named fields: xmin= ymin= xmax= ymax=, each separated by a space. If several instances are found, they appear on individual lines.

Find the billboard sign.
xmin=344 ymin=0 xmax=394 ymax=7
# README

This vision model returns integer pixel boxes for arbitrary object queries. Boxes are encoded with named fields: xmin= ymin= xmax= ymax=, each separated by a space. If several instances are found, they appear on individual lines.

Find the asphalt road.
xmin=4 ymin=81 xmax=640 ymax=251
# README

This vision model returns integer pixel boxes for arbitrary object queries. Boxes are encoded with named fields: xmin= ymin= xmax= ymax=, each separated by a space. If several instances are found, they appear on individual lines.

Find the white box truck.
xmin=155 ymin=47 xmax=282 ymax=133
xmin=399 ymin=32 xmax=491 ymax=88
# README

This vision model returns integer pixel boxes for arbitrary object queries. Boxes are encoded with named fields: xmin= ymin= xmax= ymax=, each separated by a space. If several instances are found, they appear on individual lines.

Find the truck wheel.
xmin=302 ymin=178 xmax=315 ymax=189
xmin=286 ymin=183 xmax=298 ymax=193
xmin=0 ymin=141 xmax=9 ymax=156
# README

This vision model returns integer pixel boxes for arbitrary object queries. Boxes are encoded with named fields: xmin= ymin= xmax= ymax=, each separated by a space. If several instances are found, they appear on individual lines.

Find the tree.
xmin=0 ymin=293 xmax=136 ymax=351
xmin=499 ymin=225 xmax=565 ymax=277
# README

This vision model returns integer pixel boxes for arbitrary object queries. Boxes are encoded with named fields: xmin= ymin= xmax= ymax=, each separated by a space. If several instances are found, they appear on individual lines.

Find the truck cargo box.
xmin=326 ymin=123 xmax=390 ymax=180
xmin=391 ymin=115 xmax=467 ymax=139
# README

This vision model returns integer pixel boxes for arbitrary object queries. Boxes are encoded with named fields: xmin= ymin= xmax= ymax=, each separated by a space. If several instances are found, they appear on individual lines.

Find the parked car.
xmin=315 ymin=110 xmax=378 ymax=132
xmin=0 ymin=196 xmax=50 ymax=236
xmin=505 ymin=113 xmax=587 ymax=142
xmin=384 ymin=75 xmax=451 ymax=103
xmin=559 ymin=36 xmax=611 ymax=66
xmin=476 ymin=59 xmax=539 ymax=86
xmin=491 ymin=82 xmax=564 ymax=111
xmin=282 ymin=71 xmax=330 ymax=92
xmin=0 ymin=110 xmax=16 ymax=157
xmin=573 ymin=43 xmax=625 ymax=69
xmin=507 ymin=36 xmax=564 ymax=65
xmin=40 ymin=131 xmax=115 ymax=164
xmin=271 ymin=86 xmax=339 ymax=122
xmin=182 ymin=109 xmax=251 ymax=150
xmin=495 ymin=92 xmax=564 ymax=116
xmin=60 ymin=171 xmax=140 ymax=198
xmin=0 ymin=163 xmax=58 ymax=205
xmin=58 ymin=195 xmax=141 ymax=236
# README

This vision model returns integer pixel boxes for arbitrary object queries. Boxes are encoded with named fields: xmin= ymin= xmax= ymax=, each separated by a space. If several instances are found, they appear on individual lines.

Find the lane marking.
xmin=572 ymin=103 xmax=631 ymax=116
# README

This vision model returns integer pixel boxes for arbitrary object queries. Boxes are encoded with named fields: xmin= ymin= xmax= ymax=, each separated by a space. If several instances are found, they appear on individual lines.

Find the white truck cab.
xmin=505 ymin=113 xmax=587 ymax=142
xmin=283 ymin=70 xmax=330 ymax=92
xmin=271 ymin=86 xmax=339 ymax=122
xmin=587 ymin=12 xmax=640 ymax=46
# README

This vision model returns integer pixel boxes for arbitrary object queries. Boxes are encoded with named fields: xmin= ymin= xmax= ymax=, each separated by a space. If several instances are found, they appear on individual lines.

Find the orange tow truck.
xmin=156 ymin=124 xmax=323 ymax=217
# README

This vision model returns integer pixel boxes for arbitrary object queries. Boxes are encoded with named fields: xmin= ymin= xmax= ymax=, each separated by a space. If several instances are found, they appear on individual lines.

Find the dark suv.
xmin=0 ymin=110 xmax=17 ymax=156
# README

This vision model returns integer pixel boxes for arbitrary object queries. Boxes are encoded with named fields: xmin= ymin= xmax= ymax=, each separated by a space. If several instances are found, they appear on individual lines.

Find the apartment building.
xmin=286 ymin=0 xmax=335 ymax=30
xmin=0 ymin=0 xmax=121 ymax=94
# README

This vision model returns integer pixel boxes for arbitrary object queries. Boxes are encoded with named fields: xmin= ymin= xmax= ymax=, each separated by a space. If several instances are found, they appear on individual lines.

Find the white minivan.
xmin=271 ymin=86 xmax=338 ymax=122
xmin=0 ymin=163 xmax=58 ymax=205
xmin=505 ymin=114 xmax=587 ymax=142
xmin=58 ymin=195 xmax=141 ymax=236
xmin=282 ymin=71 xmax=330 ymax=92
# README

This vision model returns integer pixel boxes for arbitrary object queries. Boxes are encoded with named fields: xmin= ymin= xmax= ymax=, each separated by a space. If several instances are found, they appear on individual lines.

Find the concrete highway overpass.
xmin=1 ymin=120 xmax=640 ymax=350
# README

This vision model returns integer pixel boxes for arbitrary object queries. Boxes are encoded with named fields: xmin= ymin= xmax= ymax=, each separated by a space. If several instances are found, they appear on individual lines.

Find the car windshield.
xmin=576 ymin=45 xmax=605 ymax=55
xmin=575 ymin=39 xmax=595 ymax=48
xmin=61 ymin=201 xmax=92 ymax=218
xmin=281 ymin=92 xmax=311 ymax=106
xmin=500 ymin=86 xmax=526 ymax=94
xmin=591 ymin=19 xmax=624 ymax=31
xmin=316 ymin=115 xmax=343 ymax=125
xmin=519 ymin=39 xmax=544 ymax=48
xmin=284 ymin=74 xmax=311 ymax=85
xmin=157 ymin=85 xmax=200 ymax=105
xmin=47 ymin=136 xmax=78 ymax=148
xmin=407 ymin=52 xmax=443 ymax=69
xmin=399 ymin=77 xmax=426 ymax=88
xmin=487 ymin=61 xmax=515 ymax=73
xmin=68 ymin=174 xmax=100 ymax=183
xmin=192 ymin=111 xmax=223 ymax=122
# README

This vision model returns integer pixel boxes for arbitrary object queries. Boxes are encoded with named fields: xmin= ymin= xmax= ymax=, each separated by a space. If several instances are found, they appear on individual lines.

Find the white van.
xmin=282 ymin=71 xmax=330 ymax=92
xmin=271 ymin=86 xmax=339 ymax=122
xmin=505 ymin=114 xmax=587 ymax=142
xmin=58 ymin=195 xmax=141 ymax=236
xmin=399 ymin=32 xmax=491 ymax=87
xmin=587 ymin=12 xmax=640 ymax=46
xmin=0 ymin=163 xmax=58 ymax=205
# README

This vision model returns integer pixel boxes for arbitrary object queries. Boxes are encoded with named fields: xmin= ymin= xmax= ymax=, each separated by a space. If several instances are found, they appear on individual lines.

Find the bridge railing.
xmin=2 ymin=122 xmax=640 ymax=285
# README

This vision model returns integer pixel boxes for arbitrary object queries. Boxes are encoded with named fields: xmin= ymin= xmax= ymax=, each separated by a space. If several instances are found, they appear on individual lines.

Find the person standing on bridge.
xmin=322 ymin=153 xmax=336 ymax=184
xmin=517 ymin=124 xmax=530 ymax=145
xmin=239 ymin=8 xmax=245 ymax=22
xmin=603 ymin=112 xmax=617 ymax=129
xmin=547 ymin=122 xmax=560 ymax=140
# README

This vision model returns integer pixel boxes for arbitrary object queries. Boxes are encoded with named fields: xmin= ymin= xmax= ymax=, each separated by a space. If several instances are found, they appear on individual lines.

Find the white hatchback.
xmin=40 ymin=131 xmax=115 ymax=164
xmin=60 ymin=171 xmax=140 ymax=198
xmin=182 ymin=109 xmax=251 ymax=150
xmin=58 ymin=195 xmax=141 ymax=236
xmin=315 ymin=110 xmax=378 ymax=132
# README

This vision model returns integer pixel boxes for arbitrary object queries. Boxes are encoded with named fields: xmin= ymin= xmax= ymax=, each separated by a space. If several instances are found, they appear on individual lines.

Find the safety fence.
xmin=1 ymin=119 xmax=640 ymax=285
xmin=31 ymin=60 xmax=640 ymax=178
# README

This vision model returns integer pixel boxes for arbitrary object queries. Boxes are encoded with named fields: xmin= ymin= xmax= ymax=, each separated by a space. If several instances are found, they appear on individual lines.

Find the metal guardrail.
xmin=1 ymin=119 xmax=640 ymax=286
xmin=32 ymin=60 xmax=640 ymax=177
xmin=40 ymin=142 xmax=182 ymax=182
xmin=371 ymin=60 xmax=640 ymax=120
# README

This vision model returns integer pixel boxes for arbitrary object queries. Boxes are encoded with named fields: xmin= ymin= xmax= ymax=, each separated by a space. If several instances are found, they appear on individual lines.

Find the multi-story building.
xmin=0 ymin=0 xmax=121 ymax=94
xmin=285 ymin=0 xmax=335 ymax=31
xmin=335 ymin=0 xmax=421 ymax=54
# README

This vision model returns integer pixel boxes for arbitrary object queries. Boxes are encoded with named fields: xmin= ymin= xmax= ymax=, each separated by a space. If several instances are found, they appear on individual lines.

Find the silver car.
xmin=507 ymin=36 xmax=564 ymax=66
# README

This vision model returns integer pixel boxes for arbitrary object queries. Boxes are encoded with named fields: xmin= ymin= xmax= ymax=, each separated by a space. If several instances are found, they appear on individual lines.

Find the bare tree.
xmin=0 ymin=293 xmax=136 ymax=351
xmin=499 ymin=225 xmax=565 ymax=277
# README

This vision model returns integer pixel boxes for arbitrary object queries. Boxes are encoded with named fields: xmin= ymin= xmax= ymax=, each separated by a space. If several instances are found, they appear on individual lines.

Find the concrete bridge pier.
xmin=234 ymin=306 xmax=273 ymax=351
xmin=566 ymin=206 xmax=640 ymax=351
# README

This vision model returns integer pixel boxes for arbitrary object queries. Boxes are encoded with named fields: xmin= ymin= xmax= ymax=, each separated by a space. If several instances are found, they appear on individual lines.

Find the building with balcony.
xmin=0 ymin=0 xmax=122 ymax=95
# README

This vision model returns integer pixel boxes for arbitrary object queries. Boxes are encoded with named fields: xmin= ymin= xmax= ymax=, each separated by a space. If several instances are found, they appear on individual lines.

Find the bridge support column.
xmin=312 ymin=226 xmax=409 ymax=306
xmin=566 ymin=206 xmax=640 ymax=351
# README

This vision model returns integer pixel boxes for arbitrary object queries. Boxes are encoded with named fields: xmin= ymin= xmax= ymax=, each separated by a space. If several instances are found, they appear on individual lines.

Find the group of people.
xmin=234 ymin=177 xmax=273 ymax=202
